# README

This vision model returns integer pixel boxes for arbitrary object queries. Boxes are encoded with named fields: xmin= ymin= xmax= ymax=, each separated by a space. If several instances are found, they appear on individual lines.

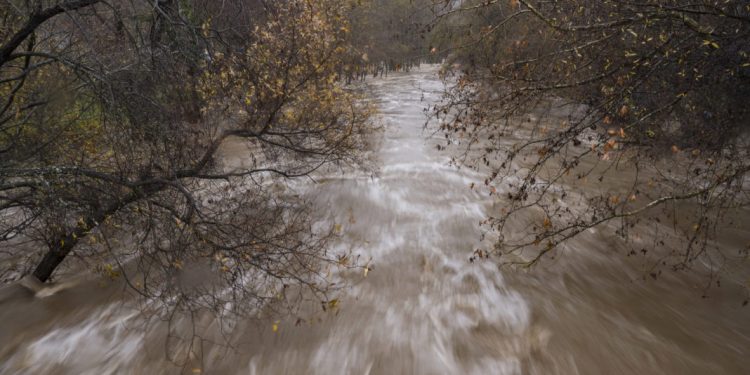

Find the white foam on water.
xmin=240 ymin=66 xmax=532 ymax=374
xmin=2 ymin=65 xmax=533 ymax=375
xmin=1 ymin=304 xmax=143 ymax=375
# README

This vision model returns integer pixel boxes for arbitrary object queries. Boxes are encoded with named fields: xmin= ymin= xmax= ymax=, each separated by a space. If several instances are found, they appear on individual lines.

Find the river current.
xmin=0 ymin=66 xmax=748 ymax=374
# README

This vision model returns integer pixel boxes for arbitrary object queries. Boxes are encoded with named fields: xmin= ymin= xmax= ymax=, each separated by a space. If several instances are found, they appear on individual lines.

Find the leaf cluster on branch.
xmin=0 ymin=0 xmax=371 ymax=332
xmin=432 ymin=0 xmax=750 ymax=294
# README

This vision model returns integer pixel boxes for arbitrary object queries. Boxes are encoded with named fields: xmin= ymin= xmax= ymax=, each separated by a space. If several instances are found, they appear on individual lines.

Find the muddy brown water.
xmin=1 ymin=66 xmax=749 ymax=374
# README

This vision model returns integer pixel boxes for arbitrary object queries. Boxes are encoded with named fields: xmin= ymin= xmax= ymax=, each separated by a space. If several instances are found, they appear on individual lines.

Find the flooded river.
xmin=1 ymin=66 xmax=749 ymax=374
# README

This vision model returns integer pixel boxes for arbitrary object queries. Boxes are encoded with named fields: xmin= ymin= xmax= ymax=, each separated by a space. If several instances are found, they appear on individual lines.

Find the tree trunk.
xmin=0 ymin=0 xmax=101 ymax=67
xmin=32 ymin=233 xmax=81 ymax=282
xmin=31 ymin=190 xmax=148 ymax=282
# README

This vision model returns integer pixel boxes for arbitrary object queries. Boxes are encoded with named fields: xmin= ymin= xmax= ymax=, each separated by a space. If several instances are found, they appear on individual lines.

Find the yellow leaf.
xmin=328 ymin=299 xmax=339 ymax=310
xmin=604 ymin=139 xmax=617 ymax=152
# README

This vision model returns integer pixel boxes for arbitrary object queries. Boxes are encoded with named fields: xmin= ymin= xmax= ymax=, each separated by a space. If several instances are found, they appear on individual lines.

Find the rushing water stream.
xmin=1 ymin=66 xmax=749 ymax=374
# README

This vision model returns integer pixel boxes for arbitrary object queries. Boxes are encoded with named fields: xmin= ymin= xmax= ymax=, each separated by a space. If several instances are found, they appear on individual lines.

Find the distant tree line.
xmin=345 ymin=0 xmax=444 ymax=80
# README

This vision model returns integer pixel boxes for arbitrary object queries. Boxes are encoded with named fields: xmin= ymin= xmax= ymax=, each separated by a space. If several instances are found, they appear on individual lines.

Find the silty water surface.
xmin=1 ymin=66 xmax=748 ymax=374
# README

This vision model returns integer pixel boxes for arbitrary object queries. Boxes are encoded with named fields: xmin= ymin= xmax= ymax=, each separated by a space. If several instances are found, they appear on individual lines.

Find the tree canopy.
xmin=432 ymin=0 xmax=750 ymax=288
xmin=3 ymin=0 xmax=750 ymax=360
xmin=0 ymin=0 xmax=371 ymax=324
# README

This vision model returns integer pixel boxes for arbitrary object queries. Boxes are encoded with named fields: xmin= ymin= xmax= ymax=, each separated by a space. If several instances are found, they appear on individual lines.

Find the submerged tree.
xmin=433 ymin=1 xmax=750 ymax=289
xmin=0 ymin=0 xmax=370 ymax=323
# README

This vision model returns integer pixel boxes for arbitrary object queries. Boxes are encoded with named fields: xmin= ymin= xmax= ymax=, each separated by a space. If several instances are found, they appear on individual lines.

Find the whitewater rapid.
xmin=1 ymin=66 xmax=749 ymax=375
